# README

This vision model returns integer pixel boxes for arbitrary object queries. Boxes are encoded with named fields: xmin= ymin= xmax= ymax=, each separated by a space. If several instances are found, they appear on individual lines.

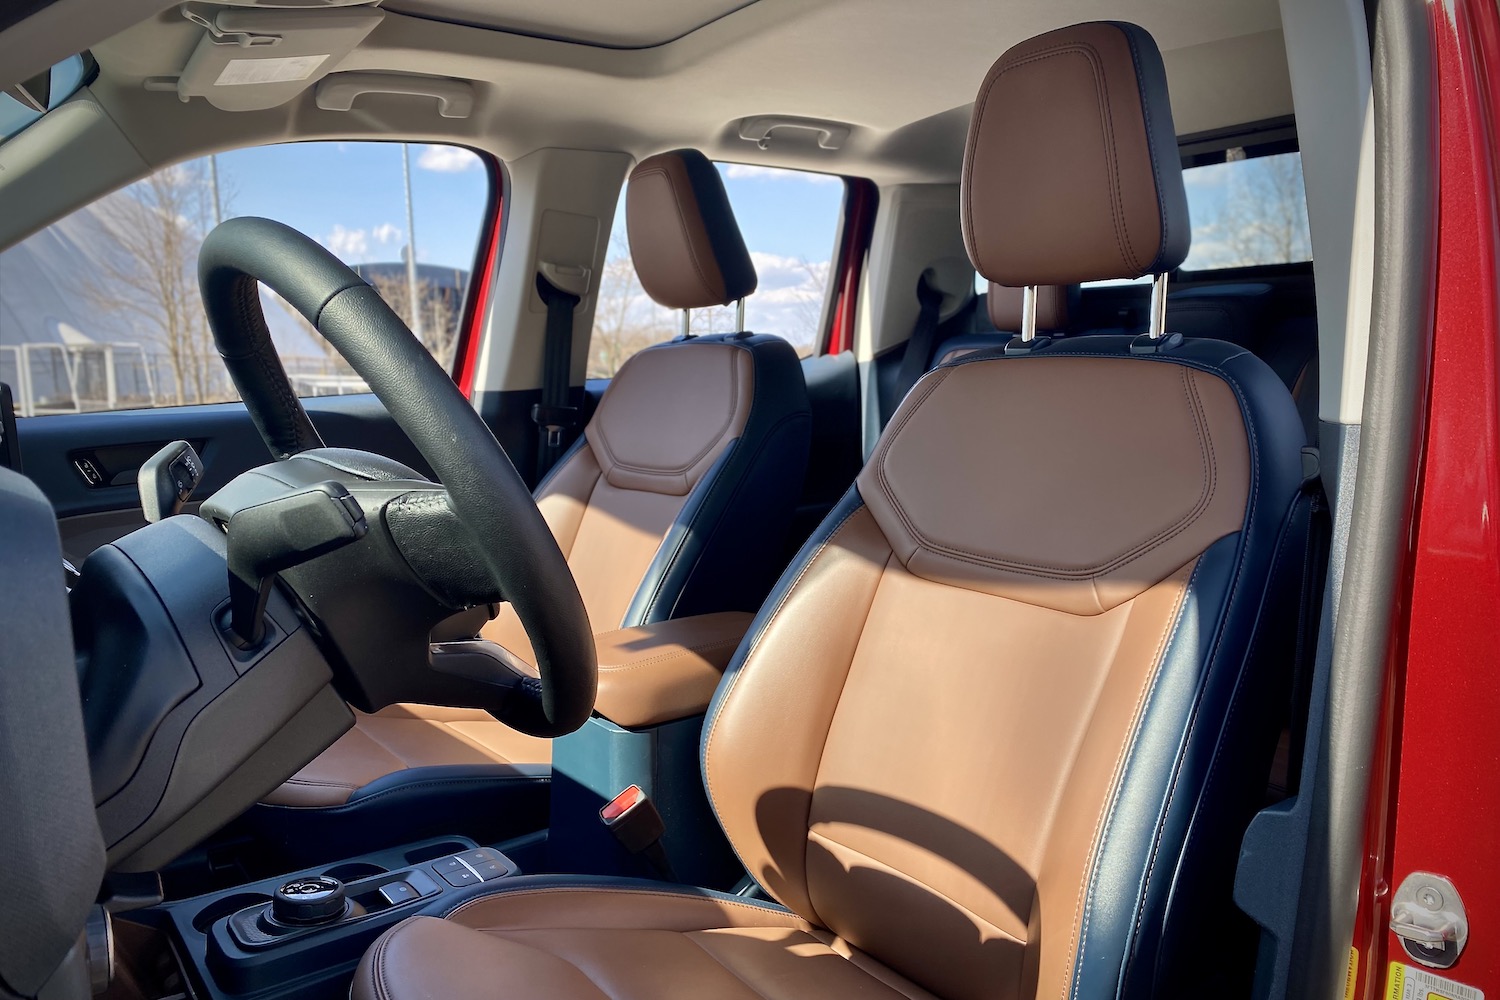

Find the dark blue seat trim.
xmin=621 ymin=332 xmax=812 ymax=627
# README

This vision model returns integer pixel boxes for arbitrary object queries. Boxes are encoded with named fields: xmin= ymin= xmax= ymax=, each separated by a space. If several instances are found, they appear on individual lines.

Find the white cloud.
xmin=722 ymin=163 xmax=839 ymax=184
xmin=417 ymin=145 xmax=481 ymax=173
xmin=325 ymin=224 xmax=368 ymax=261
xmin=372 ymin=222 xmax=402 ymax=246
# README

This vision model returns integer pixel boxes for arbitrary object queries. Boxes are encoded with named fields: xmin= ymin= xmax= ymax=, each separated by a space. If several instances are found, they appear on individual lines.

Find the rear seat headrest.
xmin=961 ymin=21 xmax=1190 ymax=287
xmin=988 ymin=282 xmax=1074 ymax=332
xmin=627 ymin=149 xmax=757 ymax=310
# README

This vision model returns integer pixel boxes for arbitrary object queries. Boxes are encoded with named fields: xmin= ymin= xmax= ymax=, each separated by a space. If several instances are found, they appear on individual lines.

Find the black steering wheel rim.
xmin=197 ymin=216 xmax=595 ymax=737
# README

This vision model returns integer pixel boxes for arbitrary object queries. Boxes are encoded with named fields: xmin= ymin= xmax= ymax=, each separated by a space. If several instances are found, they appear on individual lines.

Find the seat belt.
xmin=882 ymin=273 xmax=945 ymax=424
xmin=532 ymin=270 xmax=583 ymax=480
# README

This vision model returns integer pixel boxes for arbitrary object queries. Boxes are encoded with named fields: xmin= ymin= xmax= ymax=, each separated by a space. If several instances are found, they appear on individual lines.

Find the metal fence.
xmin=0 ymin=342 xmax=369 ymax=417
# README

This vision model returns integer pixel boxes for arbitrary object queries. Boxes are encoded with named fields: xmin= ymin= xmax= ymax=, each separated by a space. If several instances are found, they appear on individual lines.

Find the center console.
xmin=163 ymin=837 xmax=517 ymax=1000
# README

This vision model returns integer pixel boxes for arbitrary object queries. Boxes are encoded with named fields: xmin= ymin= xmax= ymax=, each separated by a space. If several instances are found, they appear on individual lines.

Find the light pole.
xmin=209 ymin=153 xmax=222 ymax=226
xmin=401 ymin=144 xmax=423 ymax=342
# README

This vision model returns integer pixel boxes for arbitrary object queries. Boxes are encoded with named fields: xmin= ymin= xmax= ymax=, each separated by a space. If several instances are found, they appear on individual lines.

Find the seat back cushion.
xmin=484 ymin=334 xmax=810 ymax=659
xmin=703 ymin=337 xmax=1305 ymax=999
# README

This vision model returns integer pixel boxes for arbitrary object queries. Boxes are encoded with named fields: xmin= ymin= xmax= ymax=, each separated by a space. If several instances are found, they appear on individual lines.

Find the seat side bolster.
xmin=700 ymin=488 xmax=883 ymax=920
xmin=623 ymin=335 xmax=812 ymax=626
xmin=1067 ymin=533 xmax=1237 ymax=998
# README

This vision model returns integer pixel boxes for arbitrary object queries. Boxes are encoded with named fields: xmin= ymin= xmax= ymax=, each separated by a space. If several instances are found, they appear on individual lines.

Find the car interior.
xmin=0 ymin=0 xmax=1414 ymax=997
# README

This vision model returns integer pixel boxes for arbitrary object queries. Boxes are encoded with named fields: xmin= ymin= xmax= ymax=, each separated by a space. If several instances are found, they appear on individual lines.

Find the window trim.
xmin=821 ymin=177 xmax=878 ymax=355
xmin=453 ymin=154 xmax=506 ymax=396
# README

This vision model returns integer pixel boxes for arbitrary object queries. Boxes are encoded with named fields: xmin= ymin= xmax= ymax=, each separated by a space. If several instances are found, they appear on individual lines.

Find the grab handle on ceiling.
xmin=316 ymin=72 xmax=475 ymax=119
xmin=737 ymin=115 xmax=850 ymax=151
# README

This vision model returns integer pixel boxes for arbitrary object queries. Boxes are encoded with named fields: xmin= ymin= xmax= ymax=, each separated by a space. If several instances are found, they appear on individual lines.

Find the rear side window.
xmin=1180 ymin=149 xmax=1312 ymax=270
xmin=588 ymin=163 xmax=843 ymax=377
xmin=0 ymin=141 xmax=491 ymax=416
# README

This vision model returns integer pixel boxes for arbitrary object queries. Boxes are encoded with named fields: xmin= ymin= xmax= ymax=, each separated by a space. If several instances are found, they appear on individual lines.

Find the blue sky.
xmin=211 ymin=142 xmax=845 ymax=349
xmin=213 ymin=143 xmax=845 ymax=278
xmin=215 ymin=141 xmax=491 ymax=270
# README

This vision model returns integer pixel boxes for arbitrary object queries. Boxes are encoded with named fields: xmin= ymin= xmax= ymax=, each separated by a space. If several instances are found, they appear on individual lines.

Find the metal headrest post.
xmin=735 ymin=298 xmax=746 ymax=332
xmin=1019 ymin=285 xmax=1039 ymax=342
xmin=679 ymin=308 xmax=691 ymax=339
xmin=1147 ymin=272 xmax=1169 ymax=340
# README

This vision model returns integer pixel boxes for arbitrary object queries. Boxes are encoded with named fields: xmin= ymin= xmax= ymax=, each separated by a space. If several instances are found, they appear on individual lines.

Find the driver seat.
xmin=353 ymin=21 xmax=1310 ymax=998
xmin=253 ymin=150 xmax=812 ymax=837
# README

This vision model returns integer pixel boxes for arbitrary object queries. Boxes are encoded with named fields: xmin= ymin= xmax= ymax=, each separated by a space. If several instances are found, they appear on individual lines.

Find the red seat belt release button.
xmin=599 ymin=785 xmax=666 ymax=855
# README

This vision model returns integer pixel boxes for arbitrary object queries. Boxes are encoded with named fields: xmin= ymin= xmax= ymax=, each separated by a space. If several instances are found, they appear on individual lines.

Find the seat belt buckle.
xmin=530 ymin=403 xmax=579 ymax=447
xmin=600 ymin=785 xmax=676 ymax=880
xmin=600 ymin=785 xmax=663 ymax=853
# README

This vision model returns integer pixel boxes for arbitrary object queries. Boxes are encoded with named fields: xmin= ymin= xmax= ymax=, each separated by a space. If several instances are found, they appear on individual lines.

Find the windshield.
xmin=0 ymin=55 xmax=90 ymax=143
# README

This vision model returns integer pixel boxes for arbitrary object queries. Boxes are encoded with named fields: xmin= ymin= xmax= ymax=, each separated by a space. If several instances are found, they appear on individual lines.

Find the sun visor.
xmin=167 ymin=4 xmax=383 ymax=112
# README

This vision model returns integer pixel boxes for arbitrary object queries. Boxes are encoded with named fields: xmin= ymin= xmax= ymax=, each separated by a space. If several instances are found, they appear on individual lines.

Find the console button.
xmin=457 ymin=849 xmax=498 ymax=868
xmin=470 ymin=859 xmax=509 ymax=881
xmin=438 ymin=866 xmax=480 ymax=888
xmin=431 ymin=857 xmax=467 ymax=876
xmin=379 ymin=881 xmax=420 ymax=906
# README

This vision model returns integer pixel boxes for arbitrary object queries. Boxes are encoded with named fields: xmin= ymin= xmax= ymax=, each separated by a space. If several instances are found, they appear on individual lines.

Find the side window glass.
xmin=588 ymin=163 xmax=843 ymax=378
xmin=0 ymin=141 xmax=490 ymax=415
xmin=1181 ymin=149 xmax=1311 ymax=270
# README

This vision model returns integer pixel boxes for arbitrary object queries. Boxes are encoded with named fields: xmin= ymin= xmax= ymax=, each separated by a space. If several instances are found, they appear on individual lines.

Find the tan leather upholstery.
xmin=590 ymin=611 xmax=752 ymax=728
xmin=962 ymin=21 xmax=1190 ymax=285
xmin=350 ymin=22 xmax=1307 ymax=999
xmin=481 ymin=338 xmax=758 ymax=660
xmin=858 ymin=357 xmax=1248 ymax=615
xmin=263 ymin=705 xmax=551 ymax=807
xmin=627 ymin=149 xmax=757 ymax=309
xmin=702 ymin=351 xmax=1246 ymax=998
xmin=356 ymin=888 xmax=936 ymax=1000
xmin=986 ymin=282 xmax=1071 ymax=332
xmin=271 ymin=306 xmax=805 ymax=810
xmin=265 ymin=611 xmax=751 ymax=806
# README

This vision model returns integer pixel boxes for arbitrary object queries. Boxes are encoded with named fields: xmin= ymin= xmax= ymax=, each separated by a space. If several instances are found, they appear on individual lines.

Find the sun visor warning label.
xmin=1387 ymin=962 xmax=1484 ymax=1000
xmin=215 ymin=55 xmax=329 ymax=87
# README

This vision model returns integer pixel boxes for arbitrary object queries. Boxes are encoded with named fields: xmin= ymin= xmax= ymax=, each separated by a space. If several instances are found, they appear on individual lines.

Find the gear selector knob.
xmin=271 ymin=875 xmax=347 ymax=925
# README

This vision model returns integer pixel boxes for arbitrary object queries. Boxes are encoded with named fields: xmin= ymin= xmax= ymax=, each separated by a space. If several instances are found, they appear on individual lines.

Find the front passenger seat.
xmin=353 ymin=21 xmax=1308 ymax=998
xmin=256 ymin=150 xmax=812 ymax=844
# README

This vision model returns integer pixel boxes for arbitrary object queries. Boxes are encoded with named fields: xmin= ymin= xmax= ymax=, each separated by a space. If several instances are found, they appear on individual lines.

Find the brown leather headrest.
xmin=988 ymin=282 xmax=1072 ymax=332
xmin=626 ymin=149 xmax=757 ymax=310
xmin=962 ymin=22 xmax=1190 ymax=286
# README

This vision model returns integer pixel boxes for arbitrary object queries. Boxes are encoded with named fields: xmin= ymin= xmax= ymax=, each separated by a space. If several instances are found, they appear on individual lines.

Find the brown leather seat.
xmin=353 ymin=22 xmax=1310 ymax=998
xmin=255 ymin=150 xmax=811 ymax=836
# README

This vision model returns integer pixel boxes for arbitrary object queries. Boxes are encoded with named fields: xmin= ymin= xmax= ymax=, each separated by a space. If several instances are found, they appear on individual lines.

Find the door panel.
xmin=19 ymin=393 xmax=424 ymax=558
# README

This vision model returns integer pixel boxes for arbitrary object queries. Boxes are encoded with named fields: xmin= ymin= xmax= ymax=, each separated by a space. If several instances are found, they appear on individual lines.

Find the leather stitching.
xmin=683 ymin=931 xmax=789 ymax=1000
xmin=649 ymin=409 xmax=810 ymax=621
xmin=873 ymin=360 xmax=1220 ymax=581
xmin=805 ymin=830 xmax=1027 ymax=947
xmin=1119 ymin=24 xmax=1174 ymax=273
xmin=1065 ymin=557 xmax=1198 ymax=1000
xmin=701 ymin=500 xmax=868 ymax=909
xmin=445 ymin=886 xmax=801 ymax=925
xmin=967 ymin=36 xmax=1144 ymax=278
xmin=592 ymin=345 xmax=745 ymax=487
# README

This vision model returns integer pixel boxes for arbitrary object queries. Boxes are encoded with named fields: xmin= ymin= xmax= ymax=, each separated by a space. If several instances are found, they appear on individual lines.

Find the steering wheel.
xmin=195 ymin=216 xmax=595 ymax=738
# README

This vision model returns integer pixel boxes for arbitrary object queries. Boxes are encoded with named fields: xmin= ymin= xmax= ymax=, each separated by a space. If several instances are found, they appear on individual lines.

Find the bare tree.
xmin=80 ymin=161 xmax=228 ymax=404
xmin=1222 ymin=154 xmax=1311 ymax=266
xmin=1191 ymin=153 xmax=1312 ymax=269
xmin=367 ymin=271 xmax=463 ymax=368
xmin=587 ymin=236 xmax=675 ymax=378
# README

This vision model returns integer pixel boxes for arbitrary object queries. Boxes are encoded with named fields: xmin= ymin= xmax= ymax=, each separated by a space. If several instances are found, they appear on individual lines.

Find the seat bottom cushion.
xmin=356 ymin=885 xmax=937 ymax=1000
xmin=264 ymin=704 xmax=553 ymax=808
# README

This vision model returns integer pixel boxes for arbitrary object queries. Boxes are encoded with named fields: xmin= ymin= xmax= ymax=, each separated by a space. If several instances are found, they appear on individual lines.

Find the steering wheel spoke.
xmin=197 ymin=217 xmax=596 ymax=738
